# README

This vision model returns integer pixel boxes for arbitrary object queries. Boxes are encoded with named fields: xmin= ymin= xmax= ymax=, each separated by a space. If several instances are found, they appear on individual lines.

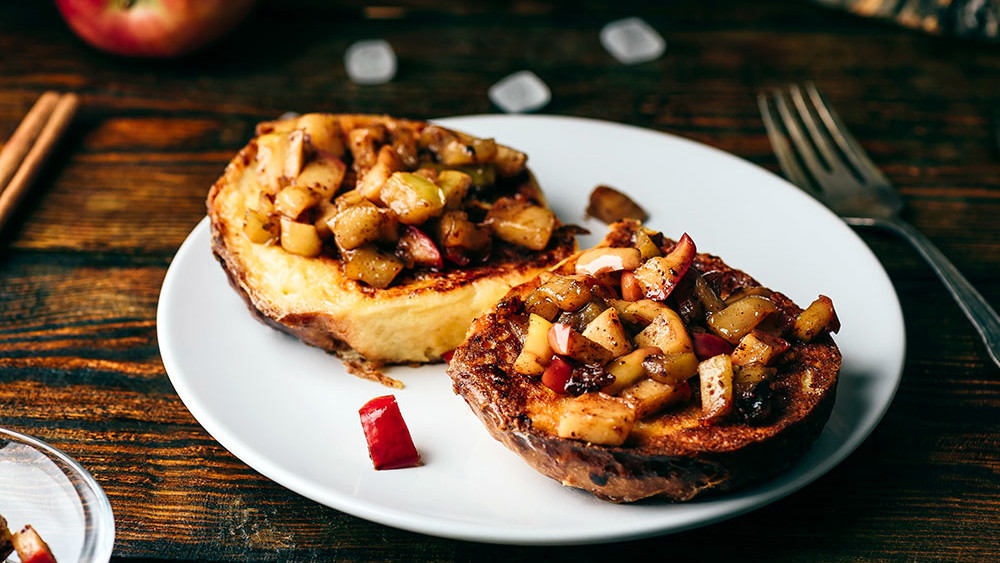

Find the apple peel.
xmin=359 ymin=395 xmax=421 ymax=470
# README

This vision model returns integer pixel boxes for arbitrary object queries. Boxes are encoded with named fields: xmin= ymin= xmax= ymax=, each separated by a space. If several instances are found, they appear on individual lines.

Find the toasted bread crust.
xmin=207 ymin=114 xmax=576 ymax=364
xmin=447 ymin=221 xmax=841 ymax=502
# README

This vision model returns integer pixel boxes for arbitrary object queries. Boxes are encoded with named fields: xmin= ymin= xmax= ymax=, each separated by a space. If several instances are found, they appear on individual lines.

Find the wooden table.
xmin=2 ymin=1 xmax=998 ymax=561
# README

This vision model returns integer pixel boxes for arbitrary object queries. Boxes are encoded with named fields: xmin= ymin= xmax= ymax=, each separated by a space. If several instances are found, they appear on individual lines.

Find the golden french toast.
xmin=207 ymin=114 xmax=576 ymax=369
xmin=447 ymin=220 xmax=841 ymax=502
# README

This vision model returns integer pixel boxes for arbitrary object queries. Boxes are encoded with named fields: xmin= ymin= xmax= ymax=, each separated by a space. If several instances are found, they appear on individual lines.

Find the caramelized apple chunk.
xmin=793 ymin=295 xmax=840 ymax=341
xmin=586 ymin=184 xmax=649 ymax=224
xmin=557 ymin=393 xmax=635 ymax=446
xmin=486 ymin=197 xmax=556 ymax=251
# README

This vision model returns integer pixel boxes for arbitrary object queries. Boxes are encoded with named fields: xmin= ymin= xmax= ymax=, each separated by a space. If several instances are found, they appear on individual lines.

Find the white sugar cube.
xmin=600 ymin=17 xmax=665 ymax=64
xmin=344 ymin=39 xmax=397 ymax=85
xmin=488 ymin=70 xmax=551 ymax=113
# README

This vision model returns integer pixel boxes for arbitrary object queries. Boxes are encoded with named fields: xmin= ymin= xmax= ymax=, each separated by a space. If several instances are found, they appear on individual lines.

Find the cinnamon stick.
xmin=0 ymin=92 xmax=78 ymax=230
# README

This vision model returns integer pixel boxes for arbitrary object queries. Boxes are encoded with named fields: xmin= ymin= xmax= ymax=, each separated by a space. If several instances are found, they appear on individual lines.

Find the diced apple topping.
xmin=542 ymin=356 xmax=574 ymax=394
xmin=793 ymin=295 xmax=840 ymax=341
xmin=514 ymin=314 xmax=554 ymax=375
xmin=379 ymin=172 xmax=445 ymax=225
xmin=632 ymin=229 xmax=662 ymax=260
xmin=603 ymin=346 xmax=661 ymax=395
xmin=485 ymin=197 xmax=556 ymax=251
xmin=634 ymin=308 xmax=694 ymax=355
xmin=341 ymin=245 xmax=404 ymax=289
xmin=575 ymin=247 xmax=641 ymax=276
xmin=284 ymin=129 xmax=307 ymax=179
xmin=296 ymin=113 xmax=345 ymax=157
xmin=357 ymin=146 xmax=403 ymax=201
xmin=632 ymin=233 xmax=696 ymax=300
xmin=699 ymin=354 xmax=734 ymax=424
xmin=620 ymin=378 xmax=691 ymax=419
xmin=557 ymin=393 xmax=635 ymax=446
xmin=243 ymin=208 xmax=277 ymax=244
xmin=275 ymin=184 xmax=320 ymax=219
xmin=535 ymin=274 xmax=593 ymax=312
xmin=620 ymin=271 xmax=643 ymax=301
xmin=330 ymin=201 xmax=391 ymax=250
xmin=642 ymin=351 xmax=699 ymax=385
xmin=692 ymin=331 xmax=734 ymax=360
xmin=707 ymin=295 xmax=778 ymax=344
xmin=436 ymin=170 xmax=472 ymax=208
xmin=511 ymin=227 xmax=840 ymax=442
xmin=547 ymin=323 xmax=614 ymax=365
xmin=295 ymin=154 xmax=347 ymax=198
xmin=581 ymin=307 xmax=632 ymax=357
xmin=731 ymin=330 xmax=790 ymax=366
xmin=243 ymin=114 xmax=563 ymax=288
xmin=279 ymin=217 xmax=322 ymax=257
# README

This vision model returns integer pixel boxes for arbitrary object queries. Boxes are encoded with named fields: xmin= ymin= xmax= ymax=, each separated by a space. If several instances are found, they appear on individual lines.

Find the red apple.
xmin=55 ymin=0 xmax=256 ymax=58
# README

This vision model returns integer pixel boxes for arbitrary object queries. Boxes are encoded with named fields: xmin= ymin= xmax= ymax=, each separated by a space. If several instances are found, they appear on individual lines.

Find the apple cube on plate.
xmin=359 ymin=395 xmax=421 ymax=470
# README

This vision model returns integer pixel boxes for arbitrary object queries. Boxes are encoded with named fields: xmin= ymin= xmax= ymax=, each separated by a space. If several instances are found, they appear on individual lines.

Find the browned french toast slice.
xmin=207 ymin=113 xmax=576 ymax=367
xmin=447 ymin=220 xmax=841 ymax=502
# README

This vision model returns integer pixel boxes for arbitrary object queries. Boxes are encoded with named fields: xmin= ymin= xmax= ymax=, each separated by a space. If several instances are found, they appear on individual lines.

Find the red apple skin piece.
xmin=674 ymin=379 xmax=693 ymax=404
xmin=635 ymin=233 xmax=696 ymax=301
xmin=359 ymin=395 xmax=421 ymax=470
xmin=692 ymin=331 xmax=734 ymax=360
xmin=620 ymin=271 xmax=643 ymax=301
xmin=547 ymin=323 xmax=574 ymax=356
xmin=12 ymin=526 xmax=57 ymax=563
xmin=541 ymin=356 xmax=573 ymax=394
xmin=399 ymin=226 xmax=444 ymax=269
xmin=55 ymin=0 xmax=256 ymax=58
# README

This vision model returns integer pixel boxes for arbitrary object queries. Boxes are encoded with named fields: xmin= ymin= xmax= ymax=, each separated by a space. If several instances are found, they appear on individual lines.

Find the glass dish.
xmin=0 ymin=427 xmax=114 ymax=562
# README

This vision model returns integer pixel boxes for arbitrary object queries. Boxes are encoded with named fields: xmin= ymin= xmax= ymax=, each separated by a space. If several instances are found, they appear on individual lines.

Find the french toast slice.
xmin=447 ymin=220 xmax=841 ymax=502
xmin=207 ymin=114 xmax=576 ymax=368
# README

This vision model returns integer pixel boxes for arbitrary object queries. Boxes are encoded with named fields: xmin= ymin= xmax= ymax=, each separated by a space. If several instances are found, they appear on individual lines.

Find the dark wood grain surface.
xmin=1 ymin=1 xmax=998 ymax=561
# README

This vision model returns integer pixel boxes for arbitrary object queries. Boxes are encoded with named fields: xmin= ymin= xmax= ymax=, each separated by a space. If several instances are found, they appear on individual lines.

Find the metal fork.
xmin=759 ymin=83 xmax=1000 ymax=369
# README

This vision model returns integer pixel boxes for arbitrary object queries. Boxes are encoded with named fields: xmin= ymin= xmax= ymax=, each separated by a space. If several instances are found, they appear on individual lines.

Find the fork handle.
xmin=852 ymin=216 xmax=1000 ymax=369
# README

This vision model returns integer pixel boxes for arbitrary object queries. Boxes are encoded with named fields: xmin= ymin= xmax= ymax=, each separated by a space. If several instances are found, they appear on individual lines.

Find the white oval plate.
xmin=157 ymin=115 xmax=904 ymax=545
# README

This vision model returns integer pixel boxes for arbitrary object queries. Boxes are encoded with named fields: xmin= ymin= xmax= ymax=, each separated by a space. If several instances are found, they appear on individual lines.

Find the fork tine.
xmin=769 ymin=87 xmax=837 ymax=191
xmin=757 ymin=91 xmax=817 ymax=194
xmin=803 ymin=83 xmax=892 ymax=186
xmin=788 ymin=84 xmax=843 ymax=174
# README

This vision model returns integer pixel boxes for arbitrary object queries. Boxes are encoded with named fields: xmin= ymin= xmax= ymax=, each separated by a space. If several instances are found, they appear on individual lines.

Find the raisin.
xmin=564 ymin=363 xmax=614 ymax=396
